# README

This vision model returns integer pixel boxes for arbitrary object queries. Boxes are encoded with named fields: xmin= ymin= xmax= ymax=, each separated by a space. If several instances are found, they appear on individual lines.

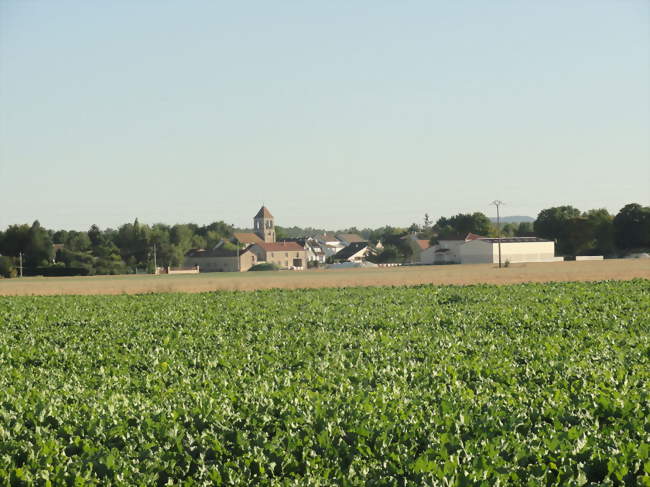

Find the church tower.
xmin=253 ymin=206 xmax=275 ymax=243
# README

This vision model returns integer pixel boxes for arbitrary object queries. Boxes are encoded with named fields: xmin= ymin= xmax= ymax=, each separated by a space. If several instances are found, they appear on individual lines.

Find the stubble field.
xmin=0 ymin=259 xmax=648 ymax=296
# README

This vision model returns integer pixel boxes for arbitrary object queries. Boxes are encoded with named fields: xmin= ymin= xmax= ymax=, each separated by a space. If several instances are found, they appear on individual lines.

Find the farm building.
xmin=184 ymin=246 xmax=257 ymax=272
xmin=459 ymin=237 xmax=561 ymax=264
xmin=419 ymin=233 xmax=484 ymax=264
xmin=249 ymin=242 xmax=307 ymax=269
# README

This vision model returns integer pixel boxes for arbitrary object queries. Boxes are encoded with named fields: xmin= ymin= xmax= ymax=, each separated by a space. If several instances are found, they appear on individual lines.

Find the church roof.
xmin=255 ymin=206 xmax=273 ymax=219
xmin=253 ymin=242 xmax=304 ymax=252
xmin=233 ymin=232 xmax=264 ymax=244
xmin=185 ymin=247 xmax=252 ymax=258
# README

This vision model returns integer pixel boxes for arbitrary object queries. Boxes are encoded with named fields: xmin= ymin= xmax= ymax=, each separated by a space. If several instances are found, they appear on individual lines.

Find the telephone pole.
xmin=491 ymin=200 xmax=504 ymax=268
xmin=18 ymin=252 xmax=23 ymax=277
xmin=153 ymin=244 xmax=157 ymax=274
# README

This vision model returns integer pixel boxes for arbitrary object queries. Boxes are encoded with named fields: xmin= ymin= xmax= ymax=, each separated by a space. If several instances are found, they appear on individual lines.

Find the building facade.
xmin=249 ymin=242 xmax=307 ymax=269
xmin=254 ymin=206 xmax=275 ymax=243
xmin=184 ymin=247 xmax=257 ymax=272
xmin=459 ymin=237 xmax=560 ymax=264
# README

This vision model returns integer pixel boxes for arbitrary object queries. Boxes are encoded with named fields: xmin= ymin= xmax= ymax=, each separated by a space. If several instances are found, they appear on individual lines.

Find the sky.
xmin=1 ymin=0 xmax=648 ymax=231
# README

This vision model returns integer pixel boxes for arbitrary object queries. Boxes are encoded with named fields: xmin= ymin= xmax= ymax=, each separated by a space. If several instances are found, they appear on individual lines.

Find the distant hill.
xmin=490 ymin=216 xmax=535 ymax=224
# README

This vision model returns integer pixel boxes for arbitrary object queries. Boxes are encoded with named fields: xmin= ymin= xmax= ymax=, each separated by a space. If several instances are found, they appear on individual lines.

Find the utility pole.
xmin=18 ymin=252 xmax=23 ymax=277
xmin=153 ymin=244 xmax=157 ymax=274
xmin=491 ymin=200 xmax=504 ymax=268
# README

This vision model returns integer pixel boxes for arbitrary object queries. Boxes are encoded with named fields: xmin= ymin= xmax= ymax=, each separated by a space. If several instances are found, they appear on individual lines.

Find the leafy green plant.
xmin=0 ymin=280 xmax=648 ymax=485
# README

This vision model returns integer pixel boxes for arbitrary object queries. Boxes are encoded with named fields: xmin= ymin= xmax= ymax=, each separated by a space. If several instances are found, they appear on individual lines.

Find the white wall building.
xmin=459 ymin=237 xmax=561 ymax=264
xmin=419 ymin=233 xmax=484 ymax=264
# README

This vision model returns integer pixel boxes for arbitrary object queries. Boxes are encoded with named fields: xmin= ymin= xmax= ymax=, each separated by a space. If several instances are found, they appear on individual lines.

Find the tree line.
xmin=0 ymin=203 xmax=648 ymax=277
xmin=0 ymin=220 xmax=235 ymax=278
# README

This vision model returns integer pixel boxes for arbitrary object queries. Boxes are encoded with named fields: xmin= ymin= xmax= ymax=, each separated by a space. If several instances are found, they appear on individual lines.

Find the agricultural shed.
xmin=184 ymin=247 xmax=257 ymax=272
xmin=419 ymin=233 xmax=484 ymax=264
xmin=459 ymin=237 xmax=561 ymax=264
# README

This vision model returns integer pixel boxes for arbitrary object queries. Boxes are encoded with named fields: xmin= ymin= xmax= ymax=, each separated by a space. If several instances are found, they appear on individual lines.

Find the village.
xmin=173 ymin=205 xmax=569 ymax=274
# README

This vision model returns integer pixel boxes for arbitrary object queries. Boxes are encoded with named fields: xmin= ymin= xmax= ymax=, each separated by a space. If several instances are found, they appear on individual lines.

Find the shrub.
xmin=249 ymin=263 xmax=280 ymax=271
xmin=0 ymin=256 xmax=16 ymax=278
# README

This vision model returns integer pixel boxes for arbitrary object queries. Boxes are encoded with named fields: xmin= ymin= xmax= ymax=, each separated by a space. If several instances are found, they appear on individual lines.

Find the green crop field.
xmin=1 ymin=281 xmax=649 ymax=486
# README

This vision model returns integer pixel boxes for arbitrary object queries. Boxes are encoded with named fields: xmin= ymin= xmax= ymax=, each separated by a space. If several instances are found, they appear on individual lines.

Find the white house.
xmin=333 ymin=242 xmax=373 ymax=262
xmin=302 ymin=237 xmax=327 ymax=265
xmin=315 ymin=234 xmax=346 ymax=258
xmin=335 ymin=233 xmax=365 ymax=246
xmin=459 ymin=237 xmax=561 ymax=264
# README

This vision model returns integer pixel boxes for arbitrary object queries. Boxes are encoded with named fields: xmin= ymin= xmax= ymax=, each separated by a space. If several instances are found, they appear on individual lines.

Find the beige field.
xmin=0 ymin=259 xmax=648 ymax=296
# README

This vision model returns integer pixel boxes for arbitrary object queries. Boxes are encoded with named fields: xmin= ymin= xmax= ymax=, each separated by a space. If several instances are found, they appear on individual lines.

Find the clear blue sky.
xmin=1 ymin=1 xmax=648 ymax=231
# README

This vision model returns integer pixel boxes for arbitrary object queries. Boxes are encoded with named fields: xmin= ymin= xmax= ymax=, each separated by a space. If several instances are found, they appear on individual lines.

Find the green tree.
xmin=584 ymin=209 xmax=615 ymax=255
xmin=368 ymin=244 xmax=400 ymax=263
xmin=534 ymin=206 xmax=581 ymax=255
xmin=500 ymin=223 xmax=517 ymax=237
xmin=115 ymin=218 xmax=151 ymax=269
xmin=25 ymin=221 xmax=53 ymax=267
xmin=515 ymin=222 xmax=534 ymax=236
xmin=434 ymin=212 xmax=492 ymax=238
xmin=613 ymin=203 xmax=650 ymax=251
xmin=65 ymin=231 xmax=92 ymax=252
xmin=0 ymin=256 xmax=16 ymax=278
xmin=0 ymin=224 xmax=30 ymax=258
xmin=94 ymin=240 xmax=127 ymax=275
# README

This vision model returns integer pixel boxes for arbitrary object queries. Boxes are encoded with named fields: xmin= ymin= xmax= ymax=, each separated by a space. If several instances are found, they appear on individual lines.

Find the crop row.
xmin=0 ymin=280 xmax=649 ymax=485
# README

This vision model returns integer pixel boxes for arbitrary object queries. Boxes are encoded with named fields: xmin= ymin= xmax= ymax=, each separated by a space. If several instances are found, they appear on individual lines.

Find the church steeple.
xmin=253 ymin=206 xmax=275 ymax=243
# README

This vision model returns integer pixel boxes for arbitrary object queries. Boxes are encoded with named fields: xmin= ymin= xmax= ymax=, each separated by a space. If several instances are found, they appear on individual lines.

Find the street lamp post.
xmin=491 ymin=200 xmax=504 ymax=268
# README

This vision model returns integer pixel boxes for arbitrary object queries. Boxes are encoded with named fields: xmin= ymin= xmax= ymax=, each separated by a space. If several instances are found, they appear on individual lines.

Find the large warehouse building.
xmin=459 ymin=237 xmax=562 ymax=264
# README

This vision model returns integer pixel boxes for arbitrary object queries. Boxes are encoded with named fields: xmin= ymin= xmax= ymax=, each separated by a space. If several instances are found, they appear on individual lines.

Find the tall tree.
xmin=534 ymin=206 xmax=581 ymax=255
xmin=613 ymin=203 xmax=650 ymax=251
xmin=0 ymin=224 xmax=30 ymax=258
xmin=434 ymin=212 xmax=492 ymax=238
xmin=25 ymin=221 xmax=53 ymax=267
xmin=515 ymin=222 xmax=534 ymax=236
xmin=584 ymin=209 xmax=615 ymax=255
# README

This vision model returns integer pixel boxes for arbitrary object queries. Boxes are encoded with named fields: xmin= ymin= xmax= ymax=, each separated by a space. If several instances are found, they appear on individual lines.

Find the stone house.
xmin=249 ymin=241 xmax=307 ymax=269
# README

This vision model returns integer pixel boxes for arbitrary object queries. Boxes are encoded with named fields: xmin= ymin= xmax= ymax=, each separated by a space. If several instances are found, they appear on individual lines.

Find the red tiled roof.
xmin=254 ymin=206 xmax=273 ymax=219
xmin=254 ymin=242 xmax=304 ymax=252
xmin=336 ymin=233 xmax=365 ymax=243
xmin=233 ymin=232 xmax=263 ymax=244
xmin=439 ymin=233 xmax=486 ymax=242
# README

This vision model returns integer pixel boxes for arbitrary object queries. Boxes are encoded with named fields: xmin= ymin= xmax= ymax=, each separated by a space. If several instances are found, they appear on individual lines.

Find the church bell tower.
xmin=253 ymin=206 xmax=275 ymax=243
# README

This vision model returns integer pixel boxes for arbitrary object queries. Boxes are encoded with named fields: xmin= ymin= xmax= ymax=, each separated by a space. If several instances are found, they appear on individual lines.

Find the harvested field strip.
xmin=0 ymin=259 xmax=648 ymax=296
